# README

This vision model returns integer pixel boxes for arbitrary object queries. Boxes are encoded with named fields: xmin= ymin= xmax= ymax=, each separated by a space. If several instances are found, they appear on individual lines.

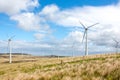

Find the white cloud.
xmin=41 ymin=4 xmax=59 ymax=15
xmin=0 ymin=40 xmax=80 ymax=56
xmin=34 ymin=33 xmax=46 ymax=40
xmin=40 ymin=3 xmax=120 ymax=48
xmin=12 ymin=41 xmax=52 ymax=49
xmin=10 ymin=12 xmax=51 ymax=32
xmin=41 ymin=4 xmax=120 ymax=28
xmin=10 ymin=12 xmax=52 ymax=41
xmin=11 ymin=12 xmax=41 ymax=31
xmin=0 ymin=0 xmax=39 ymax=15
xmin=1 ymin=1 xmax=120 ymax=55
xmin=64 ymin=31 xmax=83 ymax=43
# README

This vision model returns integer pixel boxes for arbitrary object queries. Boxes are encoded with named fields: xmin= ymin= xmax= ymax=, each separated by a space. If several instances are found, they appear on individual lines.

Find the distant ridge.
xmin=0 ymin=53 xmax=31 ymax=55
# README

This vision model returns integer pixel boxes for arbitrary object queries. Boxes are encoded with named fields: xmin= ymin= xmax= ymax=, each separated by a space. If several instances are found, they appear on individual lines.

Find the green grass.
xmin=0 ymin=53 xmax=120 ymax=80
xmin=0 ymin=71 xmax=5 ymax=75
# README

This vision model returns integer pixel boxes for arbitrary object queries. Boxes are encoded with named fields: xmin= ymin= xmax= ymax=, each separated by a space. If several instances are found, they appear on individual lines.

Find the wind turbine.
xmin=8 ymin=35 xmax=15 ymax=63
xmin=113 ymin=39 xmax=119 ymax=54
xmin=68 ymin=26 xmax=82 ymax=58
xmin=79 ymin=21 xmax=99 ymax=56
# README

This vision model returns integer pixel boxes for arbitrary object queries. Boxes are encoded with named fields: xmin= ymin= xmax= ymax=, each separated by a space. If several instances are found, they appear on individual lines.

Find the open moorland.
xmin=0 ymin=53 xmax=120 ymax=80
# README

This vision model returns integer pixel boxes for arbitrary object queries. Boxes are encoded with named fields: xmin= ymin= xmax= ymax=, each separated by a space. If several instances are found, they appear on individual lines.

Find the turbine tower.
xmin=8 ymin=35 xmax=15 ymax=63
xmin=79 ymin=21 xmax=99 ymax=56
xmin=113 ymin=39 xmax=119 ymax=54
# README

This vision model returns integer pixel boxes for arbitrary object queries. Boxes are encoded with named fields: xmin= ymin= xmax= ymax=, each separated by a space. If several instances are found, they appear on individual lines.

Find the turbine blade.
xmin=82 ymin=30 xmax=86 ymax=43
xmin=79 ymin=21 xmax=86 ymax=29
xmin=88 ymin=23 xmax=99 ymax=28
xmin=113 ymin=38 xmax=118 ymax=43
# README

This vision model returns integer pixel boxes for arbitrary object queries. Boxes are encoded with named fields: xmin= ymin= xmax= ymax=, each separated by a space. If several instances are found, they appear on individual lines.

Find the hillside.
xmin=0 ymin=53 xmax=120 ymax=80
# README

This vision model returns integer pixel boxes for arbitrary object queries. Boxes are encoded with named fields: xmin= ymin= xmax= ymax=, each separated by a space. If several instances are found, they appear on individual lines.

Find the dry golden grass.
xmin=0 ymin=53 xmax=120 ymax=80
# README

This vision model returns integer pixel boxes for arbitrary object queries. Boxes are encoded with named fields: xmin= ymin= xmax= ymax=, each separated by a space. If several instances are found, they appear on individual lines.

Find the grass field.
xmin=0 ymin=53 xmax=120 ymax=80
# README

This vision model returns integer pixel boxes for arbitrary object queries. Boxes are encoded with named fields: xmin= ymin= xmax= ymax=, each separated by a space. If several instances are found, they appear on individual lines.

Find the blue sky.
xmin=40 ymin=0 xmax=118 ymax=8
xmin=0 ymin=0 xmax=120 ymax=56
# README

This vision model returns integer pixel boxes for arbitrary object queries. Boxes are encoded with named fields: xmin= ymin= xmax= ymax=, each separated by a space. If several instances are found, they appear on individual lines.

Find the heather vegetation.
xmin=0 ymin=53 xmax=120 ymax=80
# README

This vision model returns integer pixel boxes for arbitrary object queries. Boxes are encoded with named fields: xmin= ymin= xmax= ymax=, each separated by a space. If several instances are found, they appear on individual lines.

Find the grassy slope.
xmin=0 ymin=53 xmax=120 ymax=80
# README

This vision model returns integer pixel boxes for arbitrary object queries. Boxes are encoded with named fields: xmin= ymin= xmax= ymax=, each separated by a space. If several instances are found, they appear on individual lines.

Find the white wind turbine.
xmin=69 ymin=26 xmax=83 ymax=58
xmin=8 ymin=35 xmax=15 ymax=63
xmin=113 ymin=39 xmax=119 ymax=54
xmin=79 ymin=21 xmax=99 ymax=56
xmin=70 ymin=27 xmax=79 ymax=58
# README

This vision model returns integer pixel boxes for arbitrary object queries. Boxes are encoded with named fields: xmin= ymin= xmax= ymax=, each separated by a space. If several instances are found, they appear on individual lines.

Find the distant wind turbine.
xmin=79 ymin=21 xmax=99 ymax=56
xmin=8 ymin=35 xmax=15 ymax=63
xmin=70 ymin=26 xmax=81 ymax=57
xmin=113 ymin=38 xmax=119 ymax=54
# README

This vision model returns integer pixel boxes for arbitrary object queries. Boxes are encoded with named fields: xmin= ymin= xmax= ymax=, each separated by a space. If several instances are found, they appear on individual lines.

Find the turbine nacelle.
xmin=8 ymin=39 xmax=11 ymax=42
xmin=8 ymin=35 xmax=15 ymax=63
xmin=85 ymin=28 xmax=88 ymax=30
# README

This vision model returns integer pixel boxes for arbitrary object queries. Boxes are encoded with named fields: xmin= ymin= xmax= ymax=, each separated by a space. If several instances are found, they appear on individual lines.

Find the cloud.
xmin=10 ymin=3 xmax=120 ymax=55
xmin=0 ymin=40 xmax=81 ymax=56
xmin=0 ymin=0 xmax=39 ymax=15
xmin=40 ymin=3 xmax=120 ymax=48
xmin=1 ymin=1 xmax=120 ymax=55
xmin=34 ymin=33 xmax=46 ymax=40
xmin=11 ymin=12 xmax=43 ymax=31
xmin=10 ymin=12 xmax=52 ymax=42
xmin=0 ymin=0 xmax=52 ymax=44
xmin=40 ymin=4 xmax=120 ymax=27
xmin=64 ymin=31 xmax=83 ymax=43
xmin=0 ymin=0 xmax=48 ymax=32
